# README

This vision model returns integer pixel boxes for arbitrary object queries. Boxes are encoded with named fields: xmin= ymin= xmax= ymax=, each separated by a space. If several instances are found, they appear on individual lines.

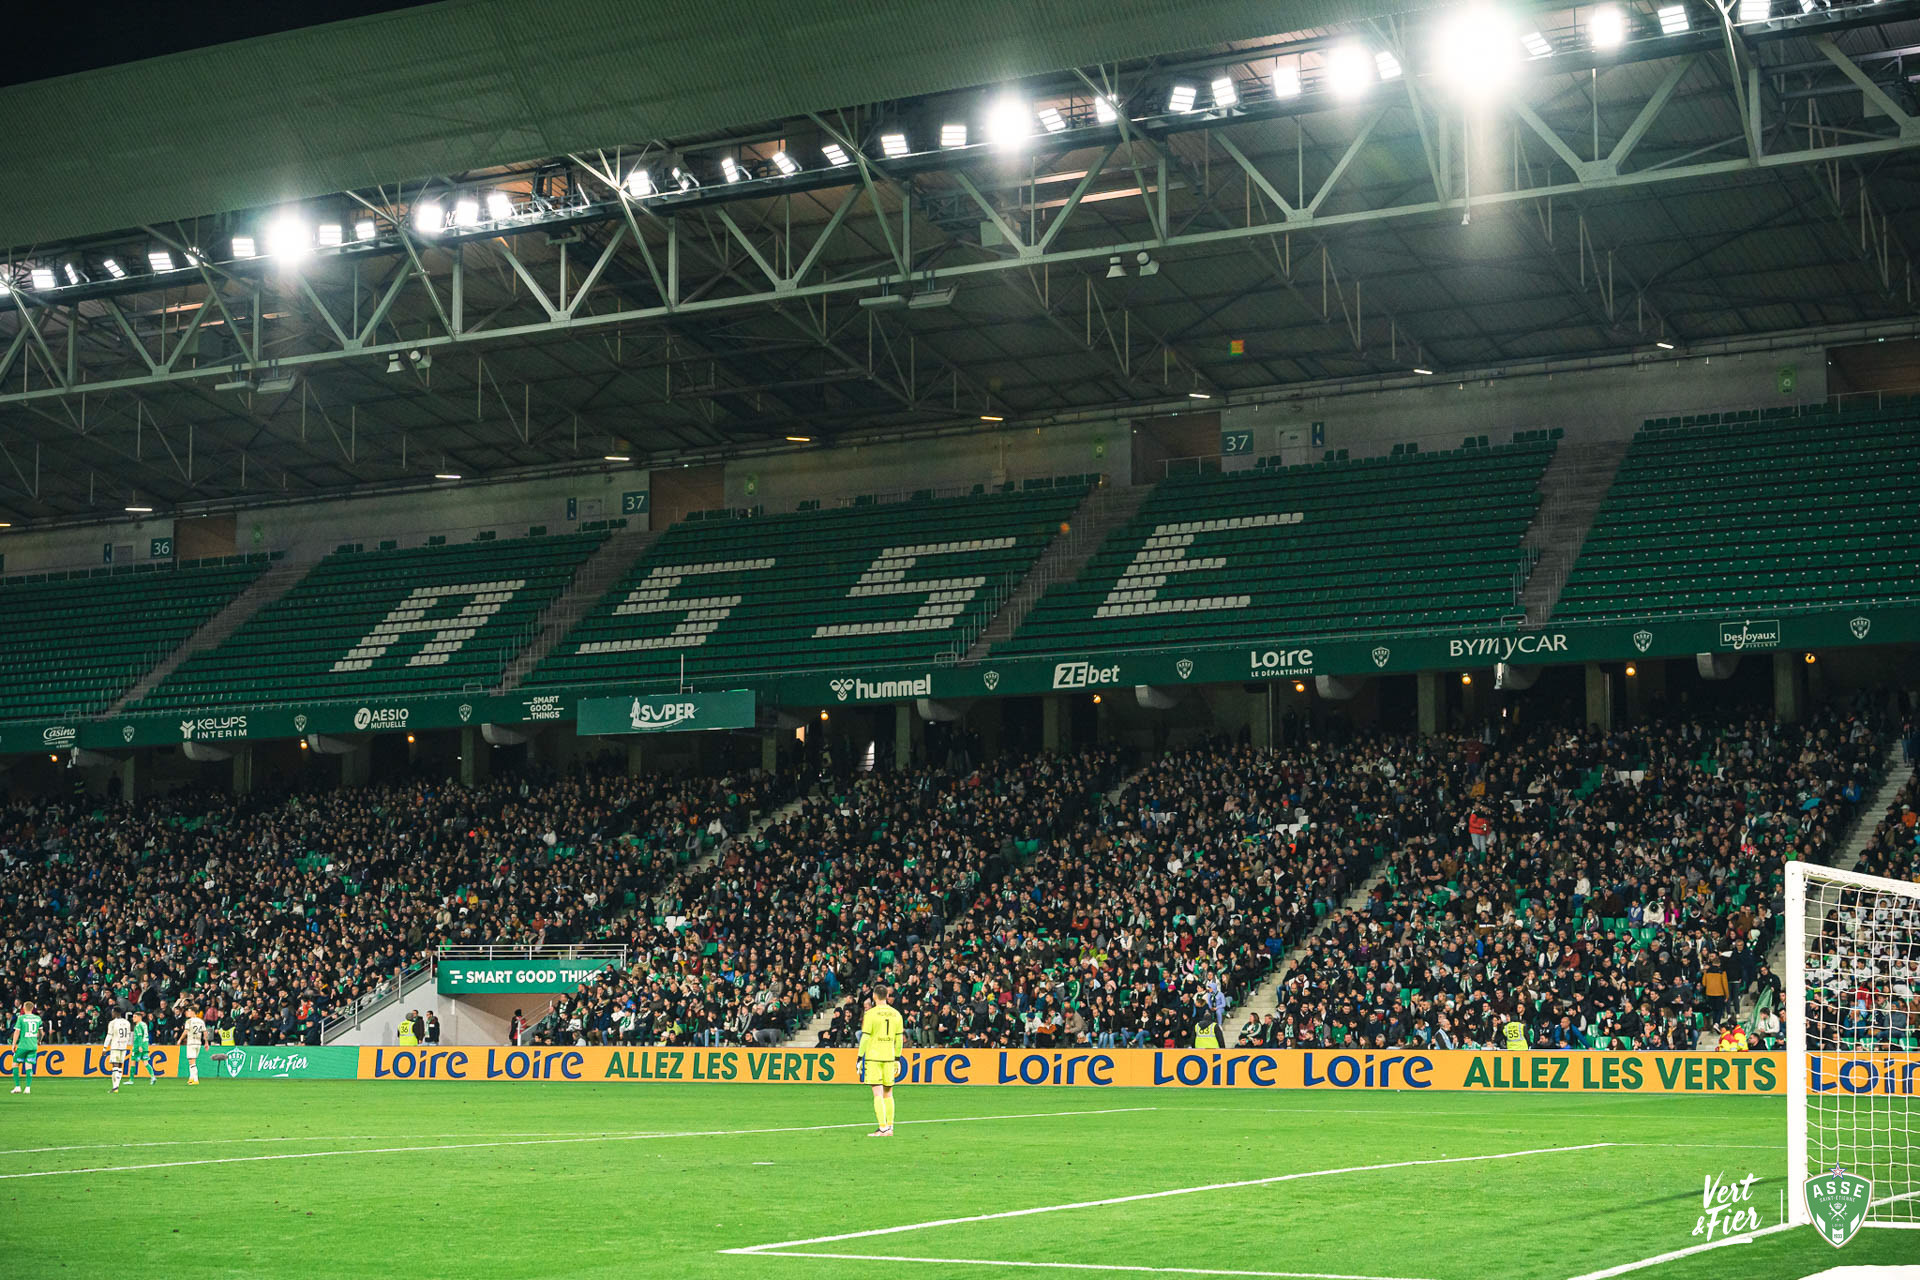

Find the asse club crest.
xmin=1804 ymin=1168 xmax=1871 ymax=1247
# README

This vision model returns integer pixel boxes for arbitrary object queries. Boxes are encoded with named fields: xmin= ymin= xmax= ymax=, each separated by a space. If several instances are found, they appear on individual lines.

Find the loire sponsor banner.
xmin=332 ymin=1047 xmax=1827 ymax=1092
xmin=575 ymin=690 xmax=756 ymax=736
xmin=434 ymin=958 xmax=624 ymax=993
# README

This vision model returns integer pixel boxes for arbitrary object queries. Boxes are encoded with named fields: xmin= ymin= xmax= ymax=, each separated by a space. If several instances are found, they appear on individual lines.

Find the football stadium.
xmin=3 ymin=0 xmax=1920 ymax=1276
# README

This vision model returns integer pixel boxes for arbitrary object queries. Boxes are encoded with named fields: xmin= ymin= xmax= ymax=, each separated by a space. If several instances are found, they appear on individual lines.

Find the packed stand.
xmin=539 ymin=749 xmax=1126 ymax=1048
xmin=1254 ymin=702 xmax=1891 ymax=1054
xmin=1811 ymin=762 xmax=1920 ymax=1050
xmin=0 ymin=766 xmax=779 ymax=1048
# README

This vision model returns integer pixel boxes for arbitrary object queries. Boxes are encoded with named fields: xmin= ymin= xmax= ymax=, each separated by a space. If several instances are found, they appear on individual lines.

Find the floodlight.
xmin=30 ymin=266 xmax=56 ymax=290
xmin=1168 ymin=83 xmax=1197 ymax=113
xmin=125 ymin=505 xmax=153 ymax=513
xmin=104 ymin=258 xmax=126 ymax=278
xmin=148 ymin=250 xmax=175 ymax=272
xmin=1413 ymin=366 xmax=1435 ymax=375
xmin=1326 ymin=44 xmax=1373 ymax=97
xmin=486 ymin=191 xmax=514 ymax=220
xmin=1375 ymin=50 xmax=1403 ymax=79
xmin=1188 ymin=391 xmax=1211 ymax=400
xmin=434 ymin=473 xmax=461 ymax=481
xmin=1212 ymin=76 xmax=1238 ymax=108
xmin=1093 ymin=95 xmax=1119 ymax=123
xmin=1589 ymin=5 xmax=1628 ymax=47
xmin=63 ymin=263 xmax=81 ymax=285
xmin=940 ymin=123 xmax=967 ymax=148
xmin=1657 ymin=5 xmax=1690 ymax=33
xmin=355 ymin=219 xmax=377 ymax=241
xmin=881 ymin=132 xmax=909 ymax=158
xmin=317 ymin=223 xmax=343 ymax=247
xmin=1274 ymin=65 xmax=1302 ymax=97
xmin=1435 ymin=8 xmax=1520 ymax=95
xmin=625 ymin=169 xmax=654 ymax=197
xmin=413 ymin=199 xmax=444 ymax=233
xmin=772 ymin=150 xmax=800 ymax=175
xmin=453 ymin=195 xmax=480 ymax=226
xmin=267 ymin=216 xmax=312 ymax=259
xmin=1739 ymin=0 xmax=1769 ymax=18
xmin=604 ymin=454 xmax=631 ymax=462
xmin=673 ymin=167 xmax=697 ymax=191
xmin=721 ymin=157 xmax=742 ymax=183
xmin=1655 ymin=340 xmax=1675 ymax=350
xmin=984 ymin=97 xmax=1031 ymax=148
xmin=1522 ymin=30 xmax=1554 ymax=56
xmin=1038 ymin=106 xmax=1066 ymax=133
xmin=822 ymin=143 xmax=851 ymax=165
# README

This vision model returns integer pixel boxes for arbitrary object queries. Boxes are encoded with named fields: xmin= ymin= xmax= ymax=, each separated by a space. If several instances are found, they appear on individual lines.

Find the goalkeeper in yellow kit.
xmin=858 ymin=985 xmax=903 ymax=1137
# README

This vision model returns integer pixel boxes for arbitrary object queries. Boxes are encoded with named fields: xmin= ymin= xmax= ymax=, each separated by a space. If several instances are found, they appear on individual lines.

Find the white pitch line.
xmin=0 ymin=1107 xmax=1154 ymax=1180
xmin=747 ymin=1252 xmax=1435 ymax=1280
xmin=726 ymin=1142 xmax=1615 ymax=1255
xmin=1557 ymin=1224 xmax=1795 ymax=1280
xmin=0 ymin=1130 xmax=757 ymax=1157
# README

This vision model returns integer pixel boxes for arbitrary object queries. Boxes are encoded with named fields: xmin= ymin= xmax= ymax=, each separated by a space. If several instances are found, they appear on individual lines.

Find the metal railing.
xmin=434 ymin=943 xmax=629 ymax=962
xmin=321 ymin=957 xmax=435 ymax=1043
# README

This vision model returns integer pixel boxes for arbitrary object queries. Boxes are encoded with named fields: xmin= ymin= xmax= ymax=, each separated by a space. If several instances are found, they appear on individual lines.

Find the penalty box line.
xmin=750 ymin=1254 xmax=1437 ymax=1280
xmin=0 ymin=1106 xmax=1154 ymax=1180
xmin=725 ymin=1141 xmax=1615 ymax=1261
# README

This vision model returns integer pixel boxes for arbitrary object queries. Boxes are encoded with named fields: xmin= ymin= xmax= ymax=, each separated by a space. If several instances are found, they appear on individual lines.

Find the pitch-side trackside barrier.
xmin=17 ymin=1046 xmax=1920 ymax=1093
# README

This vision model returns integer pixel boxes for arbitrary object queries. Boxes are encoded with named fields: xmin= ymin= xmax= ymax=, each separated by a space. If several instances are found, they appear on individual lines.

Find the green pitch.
xmin=0 ymin=1081 xmax=1911 ymax=1279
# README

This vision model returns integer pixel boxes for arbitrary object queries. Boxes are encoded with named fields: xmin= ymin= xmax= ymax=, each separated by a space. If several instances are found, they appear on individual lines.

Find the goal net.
xmin=1787 ymin=859 xmax=1920 ymax=1231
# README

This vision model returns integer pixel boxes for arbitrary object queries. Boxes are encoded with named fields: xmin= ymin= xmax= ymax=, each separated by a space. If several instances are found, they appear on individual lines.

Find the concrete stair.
xmin=1226 ymin=861 xmax=1393 ymax=1040
xmin=962 ymin=482 xmax=1152 ymax=662
xmin=497 ymin=525 xmax=659 ymax=692
xmin=110 ymin=551 xmax=319 ymax=714
xmin=1515 ymin=438 xmax=1632 ymax=626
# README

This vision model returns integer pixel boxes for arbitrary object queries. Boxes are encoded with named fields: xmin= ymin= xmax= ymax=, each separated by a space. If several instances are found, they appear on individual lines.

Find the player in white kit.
xmin=104 ymin=1012 xmax=133 ymax=1093
xmin=179 ymin=1009 xmax=208 ymax=1085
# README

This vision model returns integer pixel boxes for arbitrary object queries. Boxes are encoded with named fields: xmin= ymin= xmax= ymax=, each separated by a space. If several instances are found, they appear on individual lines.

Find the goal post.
xmin=1786 ymin=858 xmax=1920 ymax=1231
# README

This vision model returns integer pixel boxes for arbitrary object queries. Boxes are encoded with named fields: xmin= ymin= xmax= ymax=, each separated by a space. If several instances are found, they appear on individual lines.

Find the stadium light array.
xmin=822 ymin=142 xmax=851 ymax=165
xmin=355 ymin=218 xmax=377 ymax=241
xmin=721 ymin=157 xmax=742 ymax=183
xmin=317 ymin=222 xmax=343 ymax=247
xmin=64 ymin=263 xmax=82 ymax=285
xmin=486 ymin=191 xmax=514 ymax=220
xmin=104 ymin=258 xmax=126 ymax=278
xmin=772 ymin=150 xmax=800 ymax=176
xmin=881 ymin=132 xmax=910 ymax=158
xmin=1038 ymin=106 xmax=1066 ymax=133
xmin=673 ymin=167 xmax=697 ymax=191
xmin=984 ymin=97 xmax=1032 ymax=148
xmin=1658 ymin=4 xmax=1690 ymax=33
xmin=1273 ymin=64 xmax=1302 ymax=97
xmin=1589 ymin=5 xmax=1628 ymax=48
xmin=454 ymin=195 xmax=479 ymax=227
xmin=1522 ymin=30 xmax=1553 ymax=56
xmin=627 ymin=168 xmax=656 ymax=196
xmin=30 ymin=266 xmax=56 ymax=290
xmin=1093 ymin=95 xmax=1119 ymax=123
xmin=1168 ymin=83 xmax=1197 ymax=113
xmin=1211 ymin=76 xmax=1238 ymax=108
xmin=413 ymin=199 xmax=444 ymax=233
xmin=147 ymin=250 xmax=174 ymax=273
xmin=1375 ymin=50 xmax=1403 ymax=80
xmin=1326 ymin=44 xmax=1373 ymax=97
xmin=1739 ymin=0 xmax=1769 ymax=19
xmin=1436 ymin=8 xmax=1520 ymax=96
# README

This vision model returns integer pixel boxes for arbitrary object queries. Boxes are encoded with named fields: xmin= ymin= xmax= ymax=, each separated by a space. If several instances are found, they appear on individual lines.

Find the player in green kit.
xmin=130 ymin=1012 xmax=156 ymax=1084
xmin=10 ymin=1000 xmax=41 ymax=1095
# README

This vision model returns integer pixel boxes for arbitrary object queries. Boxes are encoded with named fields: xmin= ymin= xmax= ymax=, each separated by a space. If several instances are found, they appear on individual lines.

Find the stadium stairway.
xmin=1713 ymin=744 xmax=1913 ymax=1048
xmin=1225 ymin=859 xmax=1395 ymax=1044
xmin=496 ymin=525 xmax=661 ymax=692
xmin=1517 ymin=438 xmax=1632 ymax=625
xmin=962 ymin=482 xmax=1152 ymax=662
xmin=108 ymin=550 xmax=320 ymax=715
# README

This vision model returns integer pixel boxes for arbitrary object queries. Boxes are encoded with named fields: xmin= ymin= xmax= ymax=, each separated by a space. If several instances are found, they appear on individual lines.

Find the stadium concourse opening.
xmin=4 ymin=0 xmax=1920 ymax=1275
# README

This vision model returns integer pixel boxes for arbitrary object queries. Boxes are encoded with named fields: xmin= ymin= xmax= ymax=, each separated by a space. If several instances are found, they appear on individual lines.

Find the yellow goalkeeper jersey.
xmin=860 ymin=1002 xmax=903 ymax=1063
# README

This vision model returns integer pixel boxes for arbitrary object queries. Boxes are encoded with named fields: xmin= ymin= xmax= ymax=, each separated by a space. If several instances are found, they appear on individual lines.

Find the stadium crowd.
xmin=1809 ymin=763 xmax=1920 ymax=1049
xmin=0 ymin=766 xmax=777 ymax=1046
xmin=1256 ymin=701 xmax=1892 ymax=1052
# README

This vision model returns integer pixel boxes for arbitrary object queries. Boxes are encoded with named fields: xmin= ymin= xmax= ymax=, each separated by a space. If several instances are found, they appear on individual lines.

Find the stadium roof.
xmin=1 ymin=0 xmax=1917 ymax=525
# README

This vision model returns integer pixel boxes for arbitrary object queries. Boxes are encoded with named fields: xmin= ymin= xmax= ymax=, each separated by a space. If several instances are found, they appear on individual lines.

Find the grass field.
xmin=1 ymin=1081 xmax=1913 ymax=1279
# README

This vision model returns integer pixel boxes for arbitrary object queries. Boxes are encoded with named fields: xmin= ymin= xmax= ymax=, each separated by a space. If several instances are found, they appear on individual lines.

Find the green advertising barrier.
xmin=436 ymin=957 xmax=623 ymax=993
xmin=1 ymin=601 xmax=1914 ymax=755
xmin=201 ymin=1046 xmax=360 ymax=1080
xmin=576 ymin=690 xmax=756 ymax=736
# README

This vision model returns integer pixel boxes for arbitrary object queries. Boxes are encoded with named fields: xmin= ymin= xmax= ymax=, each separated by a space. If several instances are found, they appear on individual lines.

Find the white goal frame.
xmin=1786 ymin=858 xmax=1920 ymax=1230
